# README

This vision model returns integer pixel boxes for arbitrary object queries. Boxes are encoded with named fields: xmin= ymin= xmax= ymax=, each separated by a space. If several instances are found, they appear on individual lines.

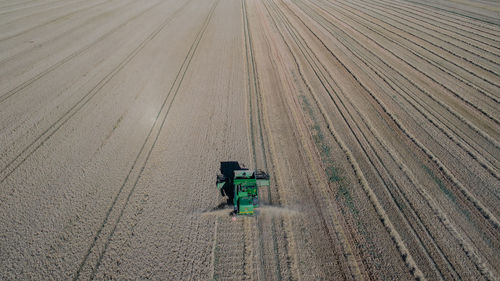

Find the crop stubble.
xmin=0 ymin=0 xmax=498 ymax=280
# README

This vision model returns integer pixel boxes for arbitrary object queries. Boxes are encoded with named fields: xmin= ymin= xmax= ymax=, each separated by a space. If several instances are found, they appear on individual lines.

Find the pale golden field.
xmin=0 ymin=0 xmax=499 ymax=280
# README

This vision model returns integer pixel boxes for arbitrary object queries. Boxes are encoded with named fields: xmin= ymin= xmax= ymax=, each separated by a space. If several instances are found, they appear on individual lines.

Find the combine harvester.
xmin=216 ymin=162 xmax=270 ymax=215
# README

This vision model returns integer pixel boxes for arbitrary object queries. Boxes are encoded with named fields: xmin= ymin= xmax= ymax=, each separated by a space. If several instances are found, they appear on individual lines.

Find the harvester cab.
xmin=216 ymin=162 xmax=270 ymax=216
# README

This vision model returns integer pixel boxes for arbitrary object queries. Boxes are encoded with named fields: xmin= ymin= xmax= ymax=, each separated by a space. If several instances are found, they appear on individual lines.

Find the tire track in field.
xmin=213 ymin=219 xmax=248 ymax=280
xmin=312 ymin=2 xmax=500 ymax=166
xmin=307 ymin=0 xmax=500 ymax=146
xmin=281 ymin=3 xmax=498 ymax=278
xmin=244 ymin=1 xmax=310 ymax=279
xmin=209 ymin=2 xmax=255 ymax=280
xmin=209 ymin=217 xmax=219 ymax=280
xmin=274 ymin=0 xmax=498 ymax=279
xmin=274 ymin=2 xmax=453 ymax=279
xmin=344 ymin=0 xmax=500 ymax=80
xmin=0 ymin=0 xmax=74 ymax=15
xmin=255 ymin=2 xmax=355 ymax=278
xmin=0 ymin=0 xmax=69 ymax=16
xmin=300 ymin=0 xmax=500 ymax=203
xmin=404 ymin=0 xmax=500 ymax=27
xmin=279 ymin=2 xmax=498 ymax=278
xmin=0 ymin=0 xmax=40 ymax=11
xmin=321 ymin=0 xmax=500 ymax=143
xmin=353 ymin=0 xmax=500 ymax=75
xmin=0 ymin=0 xmax=162 ymax=104
xmin=264 ymin=2 xmax=358 ymax=279
xmin=0 ymin=0 xmax=110 ymax=42
xmin=305 ymin=0 xmax=500 ymax=183
xmin=339 ymin=0 xmax=500 ymax=92
xmin=266 ymin=0 xmax=429 ymax=279
xmin=72 ymin=0 xmax=216 ymax=279
xmin=292 ymin=0 xmax=499 ymax=235
xmin=326 ymin=0 xmax=500 ymax=107
xmin=242 ymin=0 xmax=269 ymax=278
xmin=0 ymin=0 xmax=137 ymax=65
xmin=371 ymin=0 xmax=500 ymax=47
xmin=0 ymin=0 xmax=87 ymax=25
xmin=357 ymin=0 xmax=500 ymax=60
xmin=363 ymin=0 xmax=500 ymax=70
xmin=0 ymin=0 xmax=174 ymax=184
xmin=395 ymin=0 xmax=500 ymax=35
xmin=243 ymin=1 xmax=284 ymax=280
xmin=262 ymin=0 xmax=368 ymax=279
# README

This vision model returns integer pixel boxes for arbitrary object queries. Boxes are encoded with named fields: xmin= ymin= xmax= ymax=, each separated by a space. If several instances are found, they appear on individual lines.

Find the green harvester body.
xmin=217 ymin=169 xmax=270 ymax=215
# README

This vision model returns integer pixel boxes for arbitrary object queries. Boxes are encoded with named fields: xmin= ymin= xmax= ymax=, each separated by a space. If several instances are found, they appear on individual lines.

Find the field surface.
xmin=0 ymin=0 xmax=499 ymax=280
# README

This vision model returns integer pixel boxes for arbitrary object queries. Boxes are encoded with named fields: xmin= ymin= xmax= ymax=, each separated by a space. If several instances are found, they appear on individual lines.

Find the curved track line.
xmin=392 ymin=0 xmax=500 ymax=34
xmin=265 ymin=0 xmax=427 ymax=279
xmin=343 ymin=0 xmax=500 ymax=80
xmin=0 ymin=0 xmax=172 ymax=184
xmin=272 ymin=0 xmax=498 ymax=279
xmin=275 ymin=1 xmax=453 ymax=278
xmin=0 ymin=0 xmax=71 ymax=16
xmin=276 ymin=4 xmax=499 ymax=279
xmin=333 ymin=0 xmax=500 ymax=112
xmin=0 ymin=0 xmax=163 ymax=104
xmin=283 ymin=3 xmax=498 ymax=274
xmin=327 ymin=0 xmax=500 ymax=107
xmin=371 ymin=0 xmax=500 ymax=46
xmin=0 ymin=0 xmax=137 ymax=66
xmin=0 ymin=0 xmax=110 ymax=42
xmin=0 ymin=0 xmax=41 ymax=11
xmin=0 ymin=0 xmax=88 ymax=26
xmin=304 ymin=0 xmax=500 ymax=181
xmin=262 ymin=0 xmax=367 ymax=279
xmin=356 ymin=0 xmax=500 ymax=61
xmin=242 ymin=0 xmax=285 ymax=279
xmin=402 ymin=0 xmax=500 ymax=27
xmin=302 ymin=0 xmax=500 ymax=159
xmin=209 ymin=217 xmax=219 ymax=280
xmin=291 ymin=0 xmax=500 ymax=237
xmin=73 ymin=1 xmax=218 ymax=278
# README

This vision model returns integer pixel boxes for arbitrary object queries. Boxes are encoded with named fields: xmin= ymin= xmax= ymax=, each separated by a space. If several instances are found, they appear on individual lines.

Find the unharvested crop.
xmin=0 ymin=0 xmax=498 ymax=280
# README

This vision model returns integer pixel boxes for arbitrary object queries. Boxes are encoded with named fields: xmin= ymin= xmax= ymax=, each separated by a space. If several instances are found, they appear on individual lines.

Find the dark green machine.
xmin=217 ymin=169 xmax=270 ymax=215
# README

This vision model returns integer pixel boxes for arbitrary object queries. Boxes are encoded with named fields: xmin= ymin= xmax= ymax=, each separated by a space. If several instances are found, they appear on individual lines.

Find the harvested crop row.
xmin=250 ymin=0 xmax=499 ymax=279
xmin=0 ymin=0 xmax=498 ymax=280
xmin=295 ymin=0 xmax=500 ymax=208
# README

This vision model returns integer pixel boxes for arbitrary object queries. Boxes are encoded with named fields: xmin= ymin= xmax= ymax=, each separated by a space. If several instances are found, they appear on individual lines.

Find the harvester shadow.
xmin=218 ymin=161 xmax=248 ymax=207
xmin=199 ymin=161 xmax=248 ymax=217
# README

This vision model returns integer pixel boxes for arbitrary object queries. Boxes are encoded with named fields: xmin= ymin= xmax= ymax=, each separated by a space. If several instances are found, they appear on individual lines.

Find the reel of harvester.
xmin=216 ymin=162 xmax=270 ymax=216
